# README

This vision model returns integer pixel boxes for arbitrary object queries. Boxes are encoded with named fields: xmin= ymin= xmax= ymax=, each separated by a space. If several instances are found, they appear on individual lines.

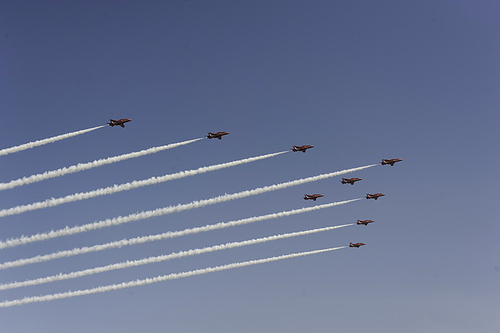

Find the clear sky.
xmin=1 ymin=1 xmax=499 ymax=332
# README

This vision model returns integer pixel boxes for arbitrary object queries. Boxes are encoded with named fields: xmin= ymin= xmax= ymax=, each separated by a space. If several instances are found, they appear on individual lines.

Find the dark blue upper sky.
xmin=0 ymin=1 xmax=499 ymax=332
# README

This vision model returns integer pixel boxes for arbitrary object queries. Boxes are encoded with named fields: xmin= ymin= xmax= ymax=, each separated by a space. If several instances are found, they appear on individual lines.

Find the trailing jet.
xmin=349 ymin=242 xmax=366 ymax=248
xmin=207 ymin=131 xmax=230 ymax=140
xmin=381 ymin=158 xmax=403 ymax=166
xmin=366 ymin=193 xmax=385 ymax=200
xmin=341 ymin=177 xmax=362 ymax=185
xmin=303 ymin=194 xmax=324 ymax=201
xmin=292 ymin=145 xmax=314 ymax=153
xmin=357 ymin=219 xmax=374 ymax=226
xmin=108 ymin=119 xmax=131 ymax=128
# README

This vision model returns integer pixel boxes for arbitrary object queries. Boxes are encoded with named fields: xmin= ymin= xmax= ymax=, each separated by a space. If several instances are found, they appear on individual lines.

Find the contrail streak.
xmin=0 ymin=138 xmax=204 ymax=191
xmin=0 ymin=201 xmax=356 ymax=268
xmin=0 ymin=224 xmax=352 ymax=289
xmin=0 ymin=246 xmax=345 ymax=307
xmin=0 ymin=198 xmax=359 ymax=250
xmin=0 ymin=151 xmax=289 ymax=217
xmin=0 ymin=164 xmax=375 ymax=248
xmin=0 ymin=125 xmax=105 ymax=157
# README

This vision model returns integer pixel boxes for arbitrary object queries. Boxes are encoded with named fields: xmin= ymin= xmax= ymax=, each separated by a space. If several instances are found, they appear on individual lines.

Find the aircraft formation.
xmin=291 ymin=144 xmax=401 ymax=247
xmin=0 ymin=120 xmax=404 ymax=306
xmin=108 ymin=121 xmax=402 ymax=249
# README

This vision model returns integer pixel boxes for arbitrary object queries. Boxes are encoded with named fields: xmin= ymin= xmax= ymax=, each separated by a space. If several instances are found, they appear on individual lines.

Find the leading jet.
xmin=349 ymin=242 xmax=366 ymax=248
xmin=292 ymin=145 xmax=314 ymax=153
xmin=207 ymin=131 xmax=230 ymax=140
xmin=108 ymin=119 xmax=131 ymax=128
xmin=357 ymin=219 xmax=374 ymax=226
xmin=381 ymin=158 xmax=403 ymax=166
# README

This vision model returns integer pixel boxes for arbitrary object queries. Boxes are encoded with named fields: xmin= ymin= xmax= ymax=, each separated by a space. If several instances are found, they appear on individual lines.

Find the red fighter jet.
xmin=349 ymin=242 xmax=366 ymax=248
xmin=357 ymin=219 xmax=374 ymax=226
xmin=207 ymin=132 xmax=229 ymax=140
xmin=108 ymin=119 xmax=131 ymax=128
xmin=381 ymin=158 xmax=403 ymax=166
xmin=366 ymin=193 xmax=385 ymax=200
xmin=292 ymin=145 xmax=314 ymax=153
xmin=341 ymin=177 xmax=362 ymax=185
xmin=303 ymin=194 xmax=324 ymax=201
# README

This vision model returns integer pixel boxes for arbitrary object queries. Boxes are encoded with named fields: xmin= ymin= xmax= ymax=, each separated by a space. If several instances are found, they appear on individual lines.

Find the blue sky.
xmin=1 ymin=1 xmax=499 ymax=332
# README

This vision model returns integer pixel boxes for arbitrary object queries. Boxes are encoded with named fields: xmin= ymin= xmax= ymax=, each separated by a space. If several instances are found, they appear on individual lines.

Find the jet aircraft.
xmin=108 ymin=119 xmax=131 ymax=128
xmin=303 ymin=194 xmax=324 ymax=201
xmin=341 ymin=177 xmax=362 ymax=185
xmin=349 ymin=242 xmax=366 ymax=248
xmin=381 ymin=158 xmax=403 ymax=166
xmin=357 ymin=219 xmax=374 ymax=226
xmin=292 ymin=145 xmax=314 ymax=153
xmin=366 ymin=193 xmax=385 ymax=200
xmin=207 ymin=131 xmax=230 ymax=140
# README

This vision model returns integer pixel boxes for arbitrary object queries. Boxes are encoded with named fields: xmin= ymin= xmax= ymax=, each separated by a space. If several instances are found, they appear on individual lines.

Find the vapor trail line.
xmin=0 ymin=224 xmax=352 ymax=289
xmin=0 ymin=246 xmax=345 ymax=307
xmin=0 ymin=138 xmax=204 ymax=191
xmin=0 ymin=125 xmax=105 ymax=157
xmin=0 ymin=164 xmax=375 ymax=248
xmin=0 ymin=202 xmax=356 ymax=268
xmin=0 ymin=199 xmax=359 ymax=250
xmin=0 ymin=151 xmax=289 ymax=217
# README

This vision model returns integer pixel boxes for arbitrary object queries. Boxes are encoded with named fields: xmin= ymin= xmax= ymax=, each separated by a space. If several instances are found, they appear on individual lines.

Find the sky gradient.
xmin=1 ymin=1 xmax=499 ymax=332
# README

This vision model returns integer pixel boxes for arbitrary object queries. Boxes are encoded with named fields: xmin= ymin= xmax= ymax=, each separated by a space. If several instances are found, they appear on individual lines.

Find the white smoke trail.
xmin=0 ymin=198 xmax=359 ymax=250
xmin=0 ymin=125 xmax=105 ymax=157
xmin=0 ymin=217 xmax=352 ymax=269
xmin=0 ymin=246 xmax=345 ymax=307
xmin=0 ymin=151 xmax=289 ymax=217
xmin=0 ymin=164 xmax=374 ymax=248
xmin=0 ymin=138 xmax=204 ymax=191
xmin=0 ymin=198 xmax=362 ymax=249
xmin=0 ymin=224 xmax=352 ymax=289
xmin=0 ymin=201 xmax=357 ymax=268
